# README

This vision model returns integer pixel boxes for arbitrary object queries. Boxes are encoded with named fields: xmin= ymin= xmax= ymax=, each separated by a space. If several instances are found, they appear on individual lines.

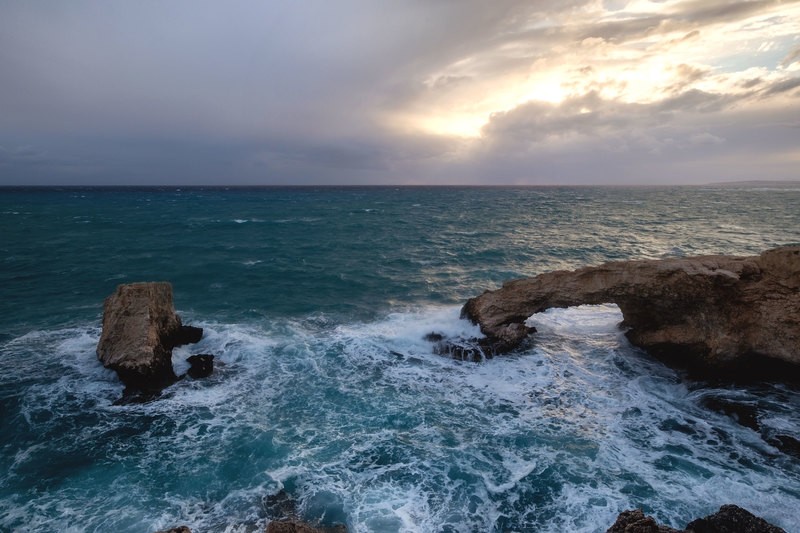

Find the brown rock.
xmin=606 ymin=509 xmax=680 ymax=533
xmin=685 ymin=504 xmax=786 ymax=533
xmin=266 ymin=519 xmax=346 ymax=533
xmin=97 ymin=282 xmax=201 ymax=392
xmin=462 ymin=247 xmax=800 ymax=379
xmin=607 ymin=506 xmax=785 ymax=533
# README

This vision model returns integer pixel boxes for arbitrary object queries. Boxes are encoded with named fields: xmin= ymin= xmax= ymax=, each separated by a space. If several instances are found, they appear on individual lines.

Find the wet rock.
xmin=186 ymin=354 xmax=214 ymax=379
xmin=463 ymin=247 xmax=800 ymax=380
xmin=685 ymin=504 xmax=785 ymax=533
xmin=431 ymin=337 xmax=487 ymax=362
xmin=607 ymin=505 xmax=785 ymax=533
xmin=766 ymin=434 xmax=800 ymax=458
xmin=606 ymin=509 xmax=680 ymax=532
xmin=264 ymin=489 xmax=297 ymax=519
xmin=263 ymin=490 xmax=347 ymax=533
xmin=699 ymin=397 xmax=760 ymax=432
xmin=171 ymin=325 xmax=204 ymax=346
xmin=266 ymin=520 xmax=346 ymax=533
xmin=424 ymin=327 xmax=535 ymax=362
xmin=96 ymin=282 xmax=202 ymax=393
xmin=154 ymin=527 xmax=191 ymax=533
xmin=423 ymin=332 xmax=444 ymax=343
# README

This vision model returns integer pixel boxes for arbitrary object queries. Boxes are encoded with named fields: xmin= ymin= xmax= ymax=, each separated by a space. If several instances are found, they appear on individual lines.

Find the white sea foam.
xmin=2 ymin=306 xmax=799 ymax=532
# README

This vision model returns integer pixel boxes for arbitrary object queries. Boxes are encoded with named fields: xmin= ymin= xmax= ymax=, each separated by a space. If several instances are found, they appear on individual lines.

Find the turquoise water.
xmin=1 ymin=186 xmax=799 ymax=532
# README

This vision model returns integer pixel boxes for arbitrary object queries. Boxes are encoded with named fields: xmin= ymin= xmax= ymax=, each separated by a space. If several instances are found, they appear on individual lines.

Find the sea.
xmin=1 ymin=186 xmax=799 ymax=533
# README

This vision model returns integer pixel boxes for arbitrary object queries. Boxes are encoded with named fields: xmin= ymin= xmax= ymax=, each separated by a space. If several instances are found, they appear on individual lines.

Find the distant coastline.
xmin=708 ymin=179 xmax=800 ymax=188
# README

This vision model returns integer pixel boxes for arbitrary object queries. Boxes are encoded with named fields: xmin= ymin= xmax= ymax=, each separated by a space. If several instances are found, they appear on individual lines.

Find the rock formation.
xmin=186 ymin=354 xmax=214 ymax=379
xmin=606 ymin=505 xmax=785 ymax=533
xmin=462 ymin=247 xmax=800 ymax=378
xmin=97 ymin=282 xmax=203 ymax=393
xmin=263 ymin=490 xmax=347 ymax=533
xmin=607 ymin=509 xmax=680 ymax=533
xmin=266 ymin=520 xmax=347 ymax=533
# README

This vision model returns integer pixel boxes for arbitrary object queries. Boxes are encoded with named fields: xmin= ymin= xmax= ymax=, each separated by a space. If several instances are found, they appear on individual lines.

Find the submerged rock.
xmin=607 ymin=505 xmax=785 ymax=533
xmin=153 ymin=527 xmax=191 ymax=533
xmin=96 ymin=282 xmax=202 ymax=393
xmin=462 ymin=247 xmax=800 ymax=380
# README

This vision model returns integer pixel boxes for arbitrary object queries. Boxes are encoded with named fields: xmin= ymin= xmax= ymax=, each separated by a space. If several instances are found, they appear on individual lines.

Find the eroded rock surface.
xmin=606 ymin=509 xmax=680 ymax=533
xmin=186 ymin=354 xmax=214 ymax=379
xmin=266 ymin=520 xmax=347 ymax=533
xmin=606 ymin=505 xmax=785 ymax=533
xmin=462 ymin=247 xmax=800 ymax=378
xmin=97 ymin=282 xmax=203 ymax=393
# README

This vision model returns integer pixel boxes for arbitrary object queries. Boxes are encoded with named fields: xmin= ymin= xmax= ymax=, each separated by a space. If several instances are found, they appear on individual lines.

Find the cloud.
xmin=761 ymin=76 xmax=800 ymax=96
xmin=0 ymin=0 xmax=798 ymax=185
xmin=783 ymin=45 xmax=800 ymax=67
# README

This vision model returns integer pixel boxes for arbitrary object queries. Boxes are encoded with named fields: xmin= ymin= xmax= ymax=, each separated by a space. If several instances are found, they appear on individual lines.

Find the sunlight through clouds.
xmin=0 ymin=0 xmax=797 ymax=184
xmin=397 ymin=0 xmax=800 ymax=142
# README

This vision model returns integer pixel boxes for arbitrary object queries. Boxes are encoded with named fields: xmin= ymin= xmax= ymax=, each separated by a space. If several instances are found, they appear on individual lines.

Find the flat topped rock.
xmin=462 ymin=247 xmax=800 ymax=379
xmin=97 ymin=282 xmax=202 ymax=393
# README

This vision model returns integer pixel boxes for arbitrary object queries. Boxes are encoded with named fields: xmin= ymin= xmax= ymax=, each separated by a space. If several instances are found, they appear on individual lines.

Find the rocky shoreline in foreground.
xmin=97 ymin=246 xmax=799 ymax=532
xmin=155 ymin=503 xmax=786 ymax=533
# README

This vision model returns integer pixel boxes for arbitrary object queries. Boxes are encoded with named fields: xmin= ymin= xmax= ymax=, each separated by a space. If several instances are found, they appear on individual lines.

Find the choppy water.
xmin=1 ymin=186 xmax=799 ymax=532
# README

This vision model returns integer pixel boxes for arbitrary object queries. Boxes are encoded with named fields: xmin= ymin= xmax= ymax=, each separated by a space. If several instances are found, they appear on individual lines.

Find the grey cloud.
xmin=575 ymin=0 xmax=796 ymax=45
xmin=668 ymin=0 xmax=785 ymax=24
xmin=783 ymin=45 xmax=800 ymax=67
xmin=1 ymin=0 xmax=798 ymax=186
xmin=481 ymin=89 xmax=738 ymax=148
xmin=0 ymin=145 xmax=49 ymax=166
xmin=760 ymin=77 xmax=800 ymax=97
xmin=666 ymin=64 xmax=710 ymax=94
xmin=741 ymin=77 xmax=765 ymax=89
xmin=0 ymin=0 xmax=586 ymax=141
xmin=450 ymin=108 xmax=798 ymax=186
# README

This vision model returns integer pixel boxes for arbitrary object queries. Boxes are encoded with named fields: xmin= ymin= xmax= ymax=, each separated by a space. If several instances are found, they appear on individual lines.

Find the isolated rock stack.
xmin=96 ymin=282 xmax=204 ymax=394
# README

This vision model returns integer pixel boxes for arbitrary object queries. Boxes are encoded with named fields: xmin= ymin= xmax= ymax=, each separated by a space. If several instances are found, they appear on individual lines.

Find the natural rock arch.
xmin=461 ymin=247 xmax=800 ymax=378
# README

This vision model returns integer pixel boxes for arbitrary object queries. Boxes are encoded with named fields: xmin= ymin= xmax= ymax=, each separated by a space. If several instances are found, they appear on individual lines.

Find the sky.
xmin=1 ymin=0 xmax=799 ymax=186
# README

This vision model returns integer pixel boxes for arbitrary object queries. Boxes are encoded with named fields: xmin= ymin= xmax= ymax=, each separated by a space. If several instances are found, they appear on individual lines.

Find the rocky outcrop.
xmin=266 ymin=520 xmax=346 ymax=533
xmin=263 ymin=490 xmax=347 ymax=533
xmin=607 ymin=509 xmax=680 ymax=533
xmin=685 ymin=504 xmax=785 ymax=532
xmin=186 ymin=354 xmax=214 ymax=379
xmin=462 ymin=247 xmax=800 ymax=378
xmin=607 ymin=505 xmax=785 ymax=533
xmin=97 ymin=282 xmax=203 ymax=393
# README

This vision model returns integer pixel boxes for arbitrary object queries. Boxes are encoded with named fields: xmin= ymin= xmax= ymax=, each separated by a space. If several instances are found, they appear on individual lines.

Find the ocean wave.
xmin=1 ymin=306 xmax=798 ymax=532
